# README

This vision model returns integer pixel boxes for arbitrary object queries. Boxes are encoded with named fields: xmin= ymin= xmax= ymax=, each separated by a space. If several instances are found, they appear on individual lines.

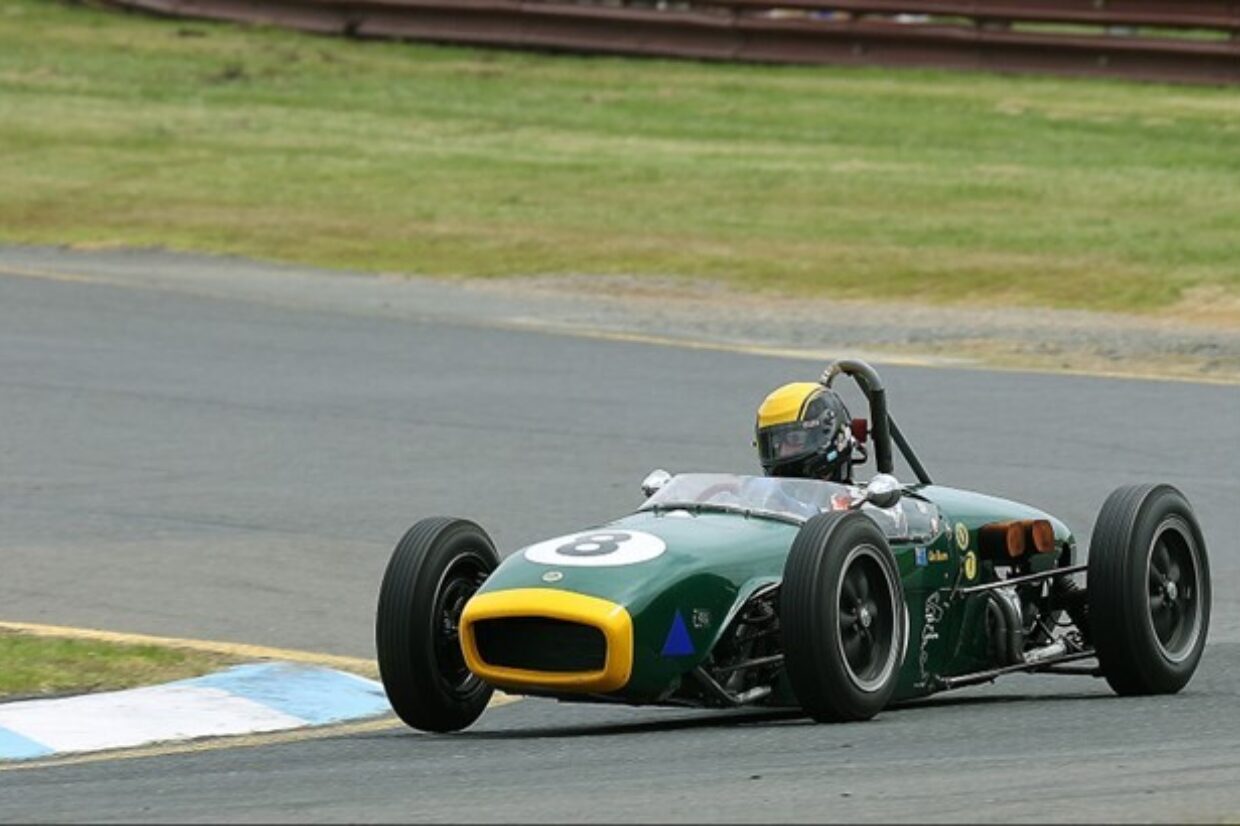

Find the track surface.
xmin=1 ymin=247 xmax=1237 ymax=821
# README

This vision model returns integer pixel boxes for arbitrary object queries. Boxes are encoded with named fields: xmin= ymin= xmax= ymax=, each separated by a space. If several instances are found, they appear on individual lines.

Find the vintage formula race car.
xmin=376 ymin=360 xmax=1212 ymax=732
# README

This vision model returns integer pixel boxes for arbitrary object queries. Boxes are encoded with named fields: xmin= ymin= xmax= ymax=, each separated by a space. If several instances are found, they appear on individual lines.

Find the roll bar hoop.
xmin=821 ymin=360 xmax=932 ymax=486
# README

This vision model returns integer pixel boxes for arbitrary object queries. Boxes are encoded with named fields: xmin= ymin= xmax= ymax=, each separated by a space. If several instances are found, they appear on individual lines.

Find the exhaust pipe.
xmin=986 ymin=587 xmax=1025 ymax=666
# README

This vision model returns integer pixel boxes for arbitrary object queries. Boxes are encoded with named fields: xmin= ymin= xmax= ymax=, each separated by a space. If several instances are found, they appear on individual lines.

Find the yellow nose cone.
xmin=460 ymin=588 xmax=633 ymax=694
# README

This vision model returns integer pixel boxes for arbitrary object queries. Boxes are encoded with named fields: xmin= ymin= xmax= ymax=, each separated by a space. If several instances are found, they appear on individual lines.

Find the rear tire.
xmin=781 ymin=511 xmax=906 ymax=722
xmin=1088 ymin=484 xmax=1210 ymax=696
xmin=376 ymin=517 xmax=499 ymax=732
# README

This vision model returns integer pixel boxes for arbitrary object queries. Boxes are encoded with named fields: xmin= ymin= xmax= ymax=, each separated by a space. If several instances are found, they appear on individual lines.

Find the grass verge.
xmin=0 ymin=629 xmax=235 ymax=700
xmin=1 ymin=0 xmax=1239 ymax=315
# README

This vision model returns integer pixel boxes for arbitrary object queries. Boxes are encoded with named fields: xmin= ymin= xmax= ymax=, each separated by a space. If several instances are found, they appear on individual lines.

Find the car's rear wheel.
xmin=1088 ymin=484 xmax=1210 ymax=696
xmin=781 ymin=511 xmax=906 ymax=722
xmin=376 ymin=517 xmax=498 ymax=732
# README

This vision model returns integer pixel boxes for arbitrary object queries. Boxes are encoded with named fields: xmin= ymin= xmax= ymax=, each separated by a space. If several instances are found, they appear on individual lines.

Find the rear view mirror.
xmin=641 ymin=469 xmax=672 ymax=498
xmin=864 ymin=473 xmax=902 ymax=509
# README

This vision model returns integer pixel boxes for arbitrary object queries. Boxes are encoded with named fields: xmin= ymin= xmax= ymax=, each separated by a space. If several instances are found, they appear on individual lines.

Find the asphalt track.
xmin=1 ymin=247 xmax=1237 ymax=821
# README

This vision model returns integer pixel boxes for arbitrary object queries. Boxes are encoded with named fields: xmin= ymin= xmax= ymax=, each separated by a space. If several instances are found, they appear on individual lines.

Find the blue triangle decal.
xmin=661 ymin=610 xmax=695 ymax=657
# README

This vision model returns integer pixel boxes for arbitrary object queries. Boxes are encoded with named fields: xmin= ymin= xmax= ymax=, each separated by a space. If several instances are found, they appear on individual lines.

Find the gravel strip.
xmin=3 ymin=245 xmax=1237 ymax=383
xmin=467 ymin=274 xmax=1240 ymax=382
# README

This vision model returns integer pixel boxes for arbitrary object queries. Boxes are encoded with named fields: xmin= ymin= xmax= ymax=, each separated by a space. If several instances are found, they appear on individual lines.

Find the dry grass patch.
xmin=0 ymin=629 xmax=236 ymax=701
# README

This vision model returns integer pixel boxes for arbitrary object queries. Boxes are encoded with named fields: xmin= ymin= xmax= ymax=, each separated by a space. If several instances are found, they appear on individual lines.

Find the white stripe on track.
xmin=0 ymin=684 xmax=305 ymax=754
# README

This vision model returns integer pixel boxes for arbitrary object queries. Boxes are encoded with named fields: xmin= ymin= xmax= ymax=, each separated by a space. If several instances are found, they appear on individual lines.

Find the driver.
xmin=754 ymin=382 xmax=857 ymax=483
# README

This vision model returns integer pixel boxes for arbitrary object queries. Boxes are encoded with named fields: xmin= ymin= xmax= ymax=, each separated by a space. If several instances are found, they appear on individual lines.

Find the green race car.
xmin=376 ymin=360 xmax=1211 ymax=732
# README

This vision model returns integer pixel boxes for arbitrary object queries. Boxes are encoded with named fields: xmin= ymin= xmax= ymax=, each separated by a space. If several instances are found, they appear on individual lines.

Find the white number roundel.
xmin=522 ymin=530 xmax=667 ymax=567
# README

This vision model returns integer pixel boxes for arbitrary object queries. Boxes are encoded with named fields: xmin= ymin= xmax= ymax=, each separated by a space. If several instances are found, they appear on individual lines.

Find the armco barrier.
xmin=103 ymin=0 xmax=1240 ymax=84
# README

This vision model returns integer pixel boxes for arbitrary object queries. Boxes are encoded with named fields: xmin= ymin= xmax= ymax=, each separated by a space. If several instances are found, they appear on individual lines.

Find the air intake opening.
xmin=473 ymin=617 xmax=606 ymax=673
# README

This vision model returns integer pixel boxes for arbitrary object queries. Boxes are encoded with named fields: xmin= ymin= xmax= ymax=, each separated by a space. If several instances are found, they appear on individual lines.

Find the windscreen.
xmin=638 ymin=473 xmax=848 ymax=523
xmin=637 ymin=473 xmax=941 ymax=541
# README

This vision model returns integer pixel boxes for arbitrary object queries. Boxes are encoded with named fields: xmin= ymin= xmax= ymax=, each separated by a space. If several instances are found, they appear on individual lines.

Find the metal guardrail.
xmin=104 ymin=0 xmax=1240 ymax=84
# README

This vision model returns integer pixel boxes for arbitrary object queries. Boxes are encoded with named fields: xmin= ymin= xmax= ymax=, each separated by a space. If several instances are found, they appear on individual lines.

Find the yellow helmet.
xmin=755 ymin=382 xmax=855 ymax=481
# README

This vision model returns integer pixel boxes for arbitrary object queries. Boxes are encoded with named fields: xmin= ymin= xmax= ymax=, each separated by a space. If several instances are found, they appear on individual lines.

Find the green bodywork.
xmin=473 ymin=483 xmax=1073 ymax=705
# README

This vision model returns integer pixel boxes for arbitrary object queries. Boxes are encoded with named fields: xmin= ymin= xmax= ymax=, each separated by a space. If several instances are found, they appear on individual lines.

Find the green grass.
xmin=0 ymin=631 xmax=233 ymax=699
xmin=2 ymin=0 xmax=1240 ymax=313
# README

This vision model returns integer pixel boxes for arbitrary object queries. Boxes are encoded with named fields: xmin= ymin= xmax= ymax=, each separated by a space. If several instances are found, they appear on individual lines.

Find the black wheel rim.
xmin=432 ymin=554 xmax=489 ymax=696
xmin=1146 ymin=516 xmax=1203 ymax=663
xmin=835 ymin=545 xmax=899 ymax=692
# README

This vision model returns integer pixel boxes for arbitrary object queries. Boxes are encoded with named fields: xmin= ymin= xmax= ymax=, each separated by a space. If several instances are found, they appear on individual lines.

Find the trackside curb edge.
xmin=0 ymin=662 xmax=390 ymax=762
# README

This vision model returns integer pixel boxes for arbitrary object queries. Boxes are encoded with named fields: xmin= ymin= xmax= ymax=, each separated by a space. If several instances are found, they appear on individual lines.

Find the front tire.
xmin=1088 ymin=484 xmax=1210 ymax=696
xmin=781 ymin=511 xmax=906 ymax=722
xmin=376 ymin=517 xmax=499 ymax=732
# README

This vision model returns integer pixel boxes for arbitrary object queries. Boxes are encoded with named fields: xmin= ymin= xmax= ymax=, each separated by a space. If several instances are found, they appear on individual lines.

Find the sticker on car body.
xmin=522 ymin=530 xmax=668 ymax=567
xmin=955 ymin=522 xmax=970 ymax=551
xmin=964 ymin=550 xmax=979 ymax=581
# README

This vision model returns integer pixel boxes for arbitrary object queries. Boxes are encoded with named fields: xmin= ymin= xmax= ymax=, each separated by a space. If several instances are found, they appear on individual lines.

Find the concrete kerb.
xmin=0 ymin=621 xmax=519 ymax=771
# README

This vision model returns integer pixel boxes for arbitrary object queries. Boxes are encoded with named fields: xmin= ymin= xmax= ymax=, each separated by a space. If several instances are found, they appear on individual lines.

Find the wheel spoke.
xmin=1149 ymin=592 xmax=1164 ymax=615
xmin=1149 ymin=565 xmax=1165 ymax=590
xmin=1167 ymin=561 xmax=1182 ymax=586
xmin=842 ymin=627 xmax=864 ymax=665
xmin=1153 ymin=603 xmax=1176 ymax=641
xmin=839 ymin=609 xmax=858 ymax=631
xmin=841 ymin=576 xmax=860 ymax=606
xmin=1153 ymin=542 xmax=1171 ymax=578
xmin=852 ymin=569 xmax=871 ymax=603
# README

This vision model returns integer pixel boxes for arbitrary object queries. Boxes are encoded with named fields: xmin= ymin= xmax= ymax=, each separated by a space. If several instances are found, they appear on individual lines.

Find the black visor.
xmin=758 ymin=421 xmax=830 ymax=471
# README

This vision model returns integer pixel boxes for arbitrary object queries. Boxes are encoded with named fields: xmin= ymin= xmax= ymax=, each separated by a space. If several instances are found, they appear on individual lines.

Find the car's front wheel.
xmin=781 ymin=511 xmax=906 ymax=722
xmin=376 ymin=517 xmax=499 ymax=732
